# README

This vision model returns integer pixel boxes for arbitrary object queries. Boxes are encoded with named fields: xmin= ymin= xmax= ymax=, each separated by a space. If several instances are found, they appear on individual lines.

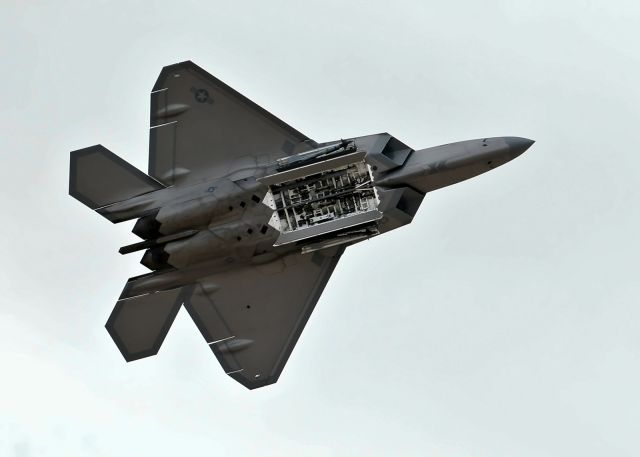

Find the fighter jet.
xmin=69 ymin=61 xmax=533 ymax=389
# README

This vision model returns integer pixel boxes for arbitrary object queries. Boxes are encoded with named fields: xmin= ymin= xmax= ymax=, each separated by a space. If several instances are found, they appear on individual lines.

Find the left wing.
xmin=105 ymin=247 xmax=343 ymax=389
xmin=149 ymin=61 xmax=317 ymax=185
xmin=184 ymin=247 xmax=343 ymax=389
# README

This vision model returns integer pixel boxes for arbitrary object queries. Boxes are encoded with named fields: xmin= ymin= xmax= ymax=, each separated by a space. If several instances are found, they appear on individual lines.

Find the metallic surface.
xmin=69 ymin=61 xmax=534 ymax=389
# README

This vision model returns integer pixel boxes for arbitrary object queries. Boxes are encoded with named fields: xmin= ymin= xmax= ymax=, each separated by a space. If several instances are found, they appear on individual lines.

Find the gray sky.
xmin=1 ymin=0 xmax=639 ymax=455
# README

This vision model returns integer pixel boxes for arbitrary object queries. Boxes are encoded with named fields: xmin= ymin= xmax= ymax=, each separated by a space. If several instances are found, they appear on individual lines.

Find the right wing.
xmin=149 ymin=61 xmax=317 ymax=185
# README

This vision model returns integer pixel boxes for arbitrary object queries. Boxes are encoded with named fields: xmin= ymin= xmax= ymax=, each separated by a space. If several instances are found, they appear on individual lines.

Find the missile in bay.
xmin=68 ymin=61 xmax=534 ymax=389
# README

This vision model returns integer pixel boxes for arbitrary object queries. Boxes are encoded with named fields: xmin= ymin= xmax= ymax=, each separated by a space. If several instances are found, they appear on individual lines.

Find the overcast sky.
xmin=1 ymin=1 xmax=639 ymax=456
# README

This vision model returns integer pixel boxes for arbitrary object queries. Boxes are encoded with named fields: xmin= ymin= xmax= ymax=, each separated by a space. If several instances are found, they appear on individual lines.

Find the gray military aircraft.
xmin=69 ymin=61 xmax=533 ymax=389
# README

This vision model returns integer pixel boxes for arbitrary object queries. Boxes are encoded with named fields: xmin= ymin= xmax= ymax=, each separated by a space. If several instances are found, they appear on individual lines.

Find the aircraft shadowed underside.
xmin=69 ymin=61 xmax=533 ymax=389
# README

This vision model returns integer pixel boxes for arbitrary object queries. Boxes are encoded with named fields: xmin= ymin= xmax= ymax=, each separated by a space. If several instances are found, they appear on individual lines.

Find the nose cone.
xmin=505 ymin=137 xmax=535 ymax=158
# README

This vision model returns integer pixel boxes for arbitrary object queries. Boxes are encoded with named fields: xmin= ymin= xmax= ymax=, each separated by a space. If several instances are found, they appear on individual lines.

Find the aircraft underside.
xmin=69 ymin=61 xmax=533 ymax=389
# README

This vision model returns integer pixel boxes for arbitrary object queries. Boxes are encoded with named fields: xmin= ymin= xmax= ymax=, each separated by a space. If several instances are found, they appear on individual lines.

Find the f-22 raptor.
xmin=69 ymin=61 xmax=533 ymax=389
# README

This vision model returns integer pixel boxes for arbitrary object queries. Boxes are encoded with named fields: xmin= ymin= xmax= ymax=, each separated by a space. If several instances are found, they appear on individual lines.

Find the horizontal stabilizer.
xmin=105 ymin=286 xmax=184 ymax=361
xmin=69 ymin=145 xmax=164 ymax=211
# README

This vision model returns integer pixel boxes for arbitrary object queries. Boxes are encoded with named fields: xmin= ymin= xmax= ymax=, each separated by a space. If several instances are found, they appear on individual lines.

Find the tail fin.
xmin=69 ymin=145 xmax=164 ymax=211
